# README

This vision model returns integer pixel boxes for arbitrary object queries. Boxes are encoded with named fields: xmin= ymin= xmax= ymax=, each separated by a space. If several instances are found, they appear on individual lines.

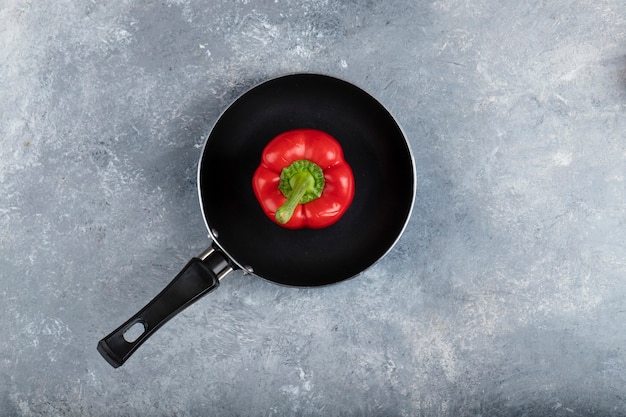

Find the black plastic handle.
xmin=97 ymin=247 xmax=232 ymax=368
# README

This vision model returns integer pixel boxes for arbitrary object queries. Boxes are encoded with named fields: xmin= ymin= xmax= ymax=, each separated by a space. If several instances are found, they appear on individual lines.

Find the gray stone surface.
xmin=1 ymin=0 xmax=625 ymax=415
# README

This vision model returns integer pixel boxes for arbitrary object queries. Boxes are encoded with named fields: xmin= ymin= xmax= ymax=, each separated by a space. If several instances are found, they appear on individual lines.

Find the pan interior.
xmin=199 ymin=74 xmax=414 ymax=287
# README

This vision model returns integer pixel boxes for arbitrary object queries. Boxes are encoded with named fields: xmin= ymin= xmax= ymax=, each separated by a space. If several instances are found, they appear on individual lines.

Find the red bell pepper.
xmin=252 ymin=129 xmax=355 ymax=229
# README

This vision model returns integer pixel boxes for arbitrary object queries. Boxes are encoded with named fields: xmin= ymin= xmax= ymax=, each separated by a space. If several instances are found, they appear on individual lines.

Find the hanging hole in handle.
xmin=123 ymin=321 xmax=146 ymax=343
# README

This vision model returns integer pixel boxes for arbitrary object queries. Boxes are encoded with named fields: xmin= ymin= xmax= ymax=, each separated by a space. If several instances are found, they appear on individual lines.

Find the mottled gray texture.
xmin=1 ymin=0 xmax=626 ymax=415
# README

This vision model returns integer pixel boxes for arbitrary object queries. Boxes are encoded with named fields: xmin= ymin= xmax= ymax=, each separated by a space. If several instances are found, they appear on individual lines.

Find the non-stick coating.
xmin=199 ymin=74 xmax=414 ymax=286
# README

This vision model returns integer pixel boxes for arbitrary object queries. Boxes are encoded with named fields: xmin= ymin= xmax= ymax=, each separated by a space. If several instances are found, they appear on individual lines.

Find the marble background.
xmin=1 ymin=0 xmax=625 ymax=415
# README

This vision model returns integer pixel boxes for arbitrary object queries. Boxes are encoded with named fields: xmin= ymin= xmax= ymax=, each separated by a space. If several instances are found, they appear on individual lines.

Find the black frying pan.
xmin=97 ymin=73 xmax=415 ymax=368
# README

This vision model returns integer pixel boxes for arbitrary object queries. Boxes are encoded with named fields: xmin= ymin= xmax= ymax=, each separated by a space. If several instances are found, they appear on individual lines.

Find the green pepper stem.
xmin=276 ymin=171 xmax=315 ymax=224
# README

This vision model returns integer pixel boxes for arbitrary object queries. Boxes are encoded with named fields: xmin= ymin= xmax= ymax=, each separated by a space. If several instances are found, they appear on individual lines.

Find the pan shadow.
xmin=99 ymin=73 xmax=273 ymax=308
xmin=137 ymin=72 xmax=274 ymax=253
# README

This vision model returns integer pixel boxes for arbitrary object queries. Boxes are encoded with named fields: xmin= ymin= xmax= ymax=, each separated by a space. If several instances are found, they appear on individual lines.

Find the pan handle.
xmin=97 ymin=246 xmax=234 ymax=368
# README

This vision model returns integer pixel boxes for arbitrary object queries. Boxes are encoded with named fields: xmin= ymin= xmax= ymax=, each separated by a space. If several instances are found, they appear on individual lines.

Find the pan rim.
xmin=196 ymin=72 xmax=416 ymax=285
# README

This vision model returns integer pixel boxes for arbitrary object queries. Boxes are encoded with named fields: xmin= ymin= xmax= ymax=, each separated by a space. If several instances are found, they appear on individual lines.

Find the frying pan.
xmin=97 ymin=73 xmax=415 ymax=368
